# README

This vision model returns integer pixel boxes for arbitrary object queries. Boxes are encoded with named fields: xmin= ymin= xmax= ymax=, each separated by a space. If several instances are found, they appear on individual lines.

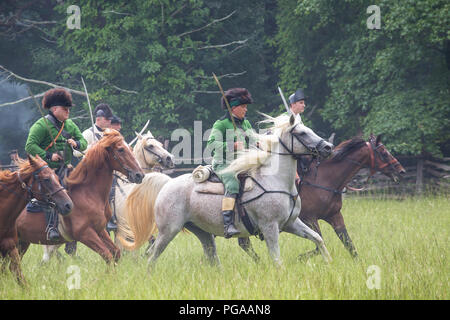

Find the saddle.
xmin=192 ymin=165 xmax=263 ymax=239
xmin=192 ymin=165 xmax=254 ymax=194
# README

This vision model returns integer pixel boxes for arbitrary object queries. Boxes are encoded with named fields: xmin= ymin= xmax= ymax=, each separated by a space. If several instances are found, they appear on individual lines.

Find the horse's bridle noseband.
xmin=141 ymin=138 xmax=165 ymax=170
xmin=276 ymin=123 xmax=327 ymax=159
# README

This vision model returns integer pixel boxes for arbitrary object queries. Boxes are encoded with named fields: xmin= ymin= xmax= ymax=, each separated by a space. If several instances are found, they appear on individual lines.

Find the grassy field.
xmin=1 ymin=196 xmax=448 ymax=300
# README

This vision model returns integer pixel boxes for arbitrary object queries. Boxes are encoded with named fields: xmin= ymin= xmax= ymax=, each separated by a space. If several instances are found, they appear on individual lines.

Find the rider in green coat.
xmin=25 ymin=88 xmax=87 ymax=240
xmin=207 ymin=88 xmax=254 ymax=238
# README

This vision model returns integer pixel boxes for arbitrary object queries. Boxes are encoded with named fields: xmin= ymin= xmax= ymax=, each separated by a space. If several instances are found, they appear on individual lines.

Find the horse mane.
xmin=0 ymin=157 xmax=44 ymax=184
xmin=65 ymin=130 xmax=123 ymax=187
xmin=220 ymin=114 xmax=297 ymax=177
xmin=330 ymin=138 xmax=366 ymax=162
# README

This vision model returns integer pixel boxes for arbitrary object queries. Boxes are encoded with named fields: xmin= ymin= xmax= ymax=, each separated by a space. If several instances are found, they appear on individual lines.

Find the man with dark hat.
xmin=207 ymin=88 xmax=254 ymax=238
xmin=25 ymin=88 xmax=87 ymax=240
xmin=288 ymin=88 xmax=306 ymax=117
xmin=110 ymin=115 xmax=122 ymax=132
xmin=84 ymin=103 xmax=113 ymax=145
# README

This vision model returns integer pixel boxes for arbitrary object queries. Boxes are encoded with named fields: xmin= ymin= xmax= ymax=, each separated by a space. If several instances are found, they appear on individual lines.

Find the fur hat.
xmin=94 ymin=103 xmax=113 ymax=120
xmin=42 ymin=88 xmax=74 ymax=109
xmin=221 ymin=88 xmax=253 ymax=110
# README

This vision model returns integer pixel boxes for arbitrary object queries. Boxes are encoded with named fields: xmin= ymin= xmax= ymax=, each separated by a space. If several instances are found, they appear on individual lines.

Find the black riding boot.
xmin=222 ymin=195 xmax=240 ymax=239
xmin=45 ymin=207 xmax=60 ymax=241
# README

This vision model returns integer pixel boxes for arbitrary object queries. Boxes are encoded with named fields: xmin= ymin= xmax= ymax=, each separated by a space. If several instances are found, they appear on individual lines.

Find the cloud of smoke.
xmin=0 ymin=78 xmax=39 ymax=165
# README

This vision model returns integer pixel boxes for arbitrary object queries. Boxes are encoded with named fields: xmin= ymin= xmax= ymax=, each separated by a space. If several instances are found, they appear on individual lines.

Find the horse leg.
xmin=325 ymin=212 xmax=358 ymax=258
xmin=237 ymin=237 xmax=260 ymax=263
xmin=147 ymin=227 xmax=180 ymax=271
xmin=297 ymin=219 xmax=322 ymax=261
xmin=261 ymin=223 xmax=282 ymax=267
xmin=17 ymin=240 xmax=30 ymax=258
xmin=283 ymin=218 xmax=332 ymax=263
xmin=184 ymin=222 xmax=220 ymax=266
xmin=98 ymin=229 xmax=121 ymax=262
xmin=42 ymin=244 xmax=62 ymax=263
xmin=78 ymin=227 xmax=114 ymax=264
xmin=8 ymin=247 xmax=26 ymax=286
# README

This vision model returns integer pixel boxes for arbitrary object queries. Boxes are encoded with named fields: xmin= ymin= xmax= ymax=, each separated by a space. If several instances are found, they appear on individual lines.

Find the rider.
xmin=207 ymin=88 xmax=254 ymax=238
xmin=25 ymin=88 xmax=87 ymax=240
xmin=106 ymin=114 xmax=122 ymax=233
xmin=288 ymin=88 xmax=306 ymax=118
xmin=287 ymin=88 xmax=309 ymax=184
xmin=110 ymin=115 xmax=122 ymax=132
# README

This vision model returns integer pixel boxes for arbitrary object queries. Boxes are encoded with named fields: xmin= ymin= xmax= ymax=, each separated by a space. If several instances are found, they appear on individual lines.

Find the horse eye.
xmin=147 ymin=145 xmax=154 ymax=149
xmin=118 ymin=148 xmax=125 ymax=152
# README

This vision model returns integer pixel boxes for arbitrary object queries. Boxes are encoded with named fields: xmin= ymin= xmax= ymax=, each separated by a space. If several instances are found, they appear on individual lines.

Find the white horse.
xmin=117 ymin=114 xmax=334 ymax=267
xmin=41 ymin=131 xmax=174 ymax=262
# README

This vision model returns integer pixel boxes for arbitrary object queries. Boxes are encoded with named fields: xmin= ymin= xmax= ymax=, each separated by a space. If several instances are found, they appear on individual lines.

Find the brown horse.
xmin=238 ymin=134 xmax=405 ymax=260
xmin=0 ymin=155 xmax=72 ymax=284
xmin=16 ymin=129 xmax=144 ymax=264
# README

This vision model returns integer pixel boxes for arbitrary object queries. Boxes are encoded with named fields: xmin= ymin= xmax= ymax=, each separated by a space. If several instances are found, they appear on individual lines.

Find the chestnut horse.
xmin=238 ymin=134 xmax=405 ymax=260
xmin=0 ymin=155 xmax=72 ymax=284
xmin=16 ymin=129 xmax=144 ymax=264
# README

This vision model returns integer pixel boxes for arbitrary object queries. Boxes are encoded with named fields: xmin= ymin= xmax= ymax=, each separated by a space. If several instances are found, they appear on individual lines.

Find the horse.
xmin=237 ymin=134 xmax=406 ymax=261
xmin=0 ymin=155 xmax=72 ymax=284
xmin=117 ymin=114 xmax=334 ymax=267
xmin=15 ymin=129 xmax=144 ymax=264
xmin=41 ymin=130 xmax=175 ymax=261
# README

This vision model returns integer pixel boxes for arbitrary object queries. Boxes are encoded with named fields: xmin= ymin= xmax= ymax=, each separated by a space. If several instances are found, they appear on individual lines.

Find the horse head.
xmin=368 ymin=134 xmax=405 ymax=183
xmin=103 ymin=129 xmax=144 ymax=183
xmin=26 ymin=154 xmax=73 ymax=215
xmin=134 ymin=131 xmax=175 ymax=171
xmin=281 ymin=114 xmax=334 ymax=158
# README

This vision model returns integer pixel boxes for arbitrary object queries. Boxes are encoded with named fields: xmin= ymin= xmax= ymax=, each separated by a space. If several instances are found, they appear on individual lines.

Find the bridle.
xmin=141 ymin=138 xmax=164 ymax=170
xmin=345 ymin=141 xmax=400 ymax=178
xmin=300 ymin=140 xmax=401 ymax=195
xmin=109 ymin=146 xmax=135 ymax=180
xmin=272 ymin=123 xmax=328 ymax=159
xmin=0 ymin=164 xmax=66 ymax=202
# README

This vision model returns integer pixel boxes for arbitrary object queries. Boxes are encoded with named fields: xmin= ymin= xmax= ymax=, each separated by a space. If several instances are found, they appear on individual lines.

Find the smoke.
xmin=0 ymin=78 xmax=39 ymax=165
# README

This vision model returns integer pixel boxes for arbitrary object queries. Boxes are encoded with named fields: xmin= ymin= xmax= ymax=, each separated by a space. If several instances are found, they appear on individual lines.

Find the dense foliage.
xmin=0 ymin=0 xmax=448 ymax=163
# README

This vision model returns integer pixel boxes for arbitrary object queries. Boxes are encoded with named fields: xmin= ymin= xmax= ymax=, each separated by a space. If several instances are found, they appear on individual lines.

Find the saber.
xmin=81 ymin=76 xmax=97 ymax=141
xmin=129 ymin=119 xmax=150 ymax=146
xmin=212 ymin=73 xmax=236 ymax=131
xmin=278 ymin=86 xmax=291 ymax=115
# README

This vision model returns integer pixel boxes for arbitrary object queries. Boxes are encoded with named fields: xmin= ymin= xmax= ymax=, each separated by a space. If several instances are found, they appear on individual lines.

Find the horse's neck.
xmin=134 ymin=147 xmax=153 ymax=174
xmin=259 ymin=144 xmax=297 ymax=190
xmin=0 ymin=173 xmax=29 ymax=225
xmin=310 ymin=147 xmax=370 ymax=189
xmin=86 ymin=166 xmax=114 ymax=201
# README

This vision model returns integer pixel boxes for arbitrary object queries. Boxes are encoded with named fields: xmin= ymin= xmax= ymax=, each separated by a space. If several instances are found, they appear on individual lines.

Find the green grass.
xmin=1 ymin=196 xmax=448 ymax=300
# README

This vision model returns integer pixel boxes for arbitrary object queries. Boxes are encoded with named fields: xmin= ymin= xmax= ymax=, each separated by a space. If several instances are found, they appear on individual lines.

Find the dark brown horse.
xmin=238 ymin=134 xmax=405 ymax=260
xmin=16 ymin=129 xmax=144 ymax=264
xmin=0 ymin=155 xmax=72 ymax=284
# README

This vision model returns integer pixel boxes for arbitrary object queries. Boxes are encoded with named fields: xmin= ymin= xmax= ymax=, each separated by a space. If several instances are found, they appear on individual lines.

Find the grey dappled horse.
xmin=118 ymin=114 xmax=334 ymax=267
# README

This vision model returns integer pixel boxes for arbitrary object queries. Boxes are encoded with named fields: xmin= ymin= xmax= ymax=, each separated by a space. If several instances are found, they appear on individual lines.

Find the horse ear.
xmin=27 ymin=154 xmax=36 ymax=165
xmin=289 ymin=114 xmax=295 ymax=126
xmin=135 ymin=131 xmax=143 ymax=140
xmin=376 ymin=134 xmax=382 ymax=145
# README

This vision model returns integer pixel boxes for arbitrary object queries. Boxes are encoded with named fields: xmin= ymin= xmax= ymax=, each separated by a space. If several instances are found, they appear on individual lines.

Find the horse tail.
xmin=117 ymin=172 xmax=171 ymax=251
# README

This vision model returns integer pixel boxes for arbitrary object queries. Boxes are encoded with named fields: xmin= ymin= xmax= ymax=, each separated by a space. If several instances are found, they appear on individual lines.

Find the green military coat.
xmin=207 ymin=114 xmax=253 ymax=166
xmin=207 ymin=113 xmax=253 ymax=195
xmin=25 ymin=114 xmax=87 ymax=169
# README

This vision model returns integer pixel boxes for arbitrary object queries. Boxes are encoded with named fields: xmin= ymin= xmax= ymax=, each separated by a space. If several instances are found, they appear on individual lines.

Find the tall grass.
xmin=1 ymin=196 xmax=448 ymax=299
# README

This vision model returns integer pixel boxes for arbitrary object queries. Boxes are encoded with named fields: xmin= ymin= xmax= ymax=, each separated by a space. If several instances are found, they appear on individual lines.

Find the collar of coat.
xmin=220 ymin=112 xmax=246 ymax=126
